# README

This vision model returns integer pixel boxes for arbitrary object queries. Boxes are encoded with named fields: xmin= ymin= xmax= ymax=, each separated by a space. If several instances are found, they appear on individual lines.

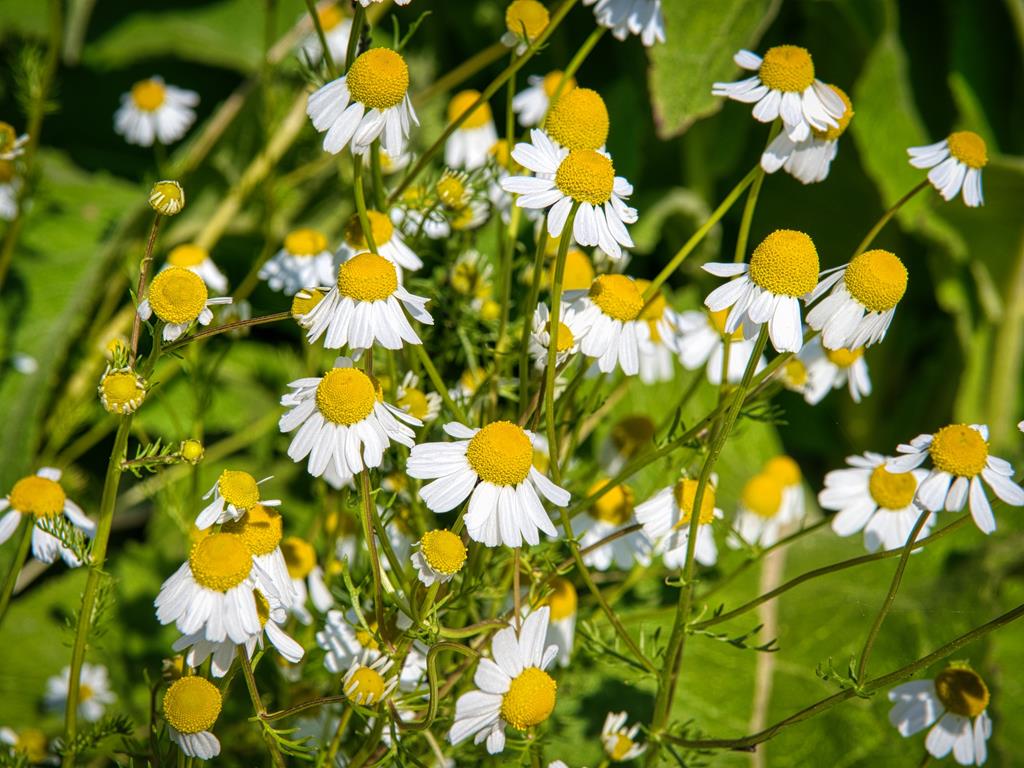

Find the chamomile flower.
xmin=513 ymin=72 xmax=576 ymax=127
xmin=0 ymin=727 xmax=51 ymax=764
xmin=306 ymin=47 xmax=417 ymax=157
xmin=114 ymin=77 xmax=198 ymax=147
xmin=704 ymin=229 xmax=821 ymax=354
xmin=908 ymin=131 xmax=988 ymax=207
xmin=290 ymin=288 xmax=326 ymax=329
xmin=636 ymin=477 xmax=723 ymax=567
xmin=408 ymin=421 xmax=570 ymax=548
xmin=302 ymin=252 xmax=433 ymax=350
xmin=300 ymin=3 xmax=352 ymax=65
xmin=196 ymin=470 xmax=279 ymax=529
xmin=44 ymin=664 xmax=115 ymax=723
xmin=0 ymin=121 xmax=28 ymax=160
xmin=136 ymin=267 xmax=233 ymax=343
xmin=887 ymin=424 xmax=1024 ymax=535
xmin=98 ymin=366 xmax=147 ymax=415
xmin=0 ymin=161 xmax=18 ymax=221
xmin=162 ymin=244 xmax=228 ymax=294
xmin=163 ymin=676 xmax=222 ymax=759
xmin=712 ymin=46 xmax=845 ymax=142
xmin=412 ymin=529 xmax=468 ymax=586
xmin=888 ymin=665 xmax=992 ymax=766
xmin=584 ymin=0 xmax=665 ymax=46
xmin=280 ymin=536 xmax=333 ymax=624
xmin=259 ymin=228 xmax=335 ymax=295
xmin=336 ymin=210 xmax=423 ymax=278
xmin=446 ymin=90 xmax=499 ymax=170
xmin=220 ymin=504 xmax=296 ymax=610
xmin=601 ymin=711 xmax=647 ymax=762
xmin=449 ymin=607 xmax=559 ymax=754
xmin=344 ymin=653 xmax=398 ymax=706
xmin=544 ymin=87 xmax=610 ymax=152
xmin=731 ymin=457 xmax=806 ymax=548
xmin=807 ymin=248 xmax=908 ymax=350
xmin=529 ymin=301 xmax=579 ymax=368
xmin=318 ymin=609 xmax=374 ymax=673
xmin=669 ymin=308 xmax=766 ymax=385
xmin=801 ymin=339 xmax=872 ymax=405
xmin=503 ymin=130 xmax=636 ymax=259
xmin=0 ymin=468 xmax=94 ymax=567
xmin=634 ymin=280 xmax=679 ymax=384
xmin=577 ymin=479 xmax=651 ymax=570
xmin=819 ymin=452 xmax=931 ymax=552
xmin=543 ymin=245 xmax=595 ymax=292
xmin=567 ymin=274 xmax=646 ymax=375
xmin=762 ymin=85 xmax=854 ymax=183
xmin=541 ymin=577 xmax=577 ymax=667
xmin=149 ymin=179 xmax=185 ymax=216
xmin=396 ymin=371 xmax=442 ymax=424
xmin=280 ymin=356 xmax=420 ymax=480
xmin=502 ymin=0 xmax=550 ymax=53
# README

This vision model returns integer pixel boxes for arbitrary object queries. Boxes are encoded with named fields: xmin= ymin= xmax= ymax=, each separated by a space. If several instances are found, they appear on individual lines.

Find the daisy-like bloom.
xmin=529 ymin=301 xmax=579 ymax=369
xmin=280 ymin=536 xmax=333 ymax=624
xmin=412 ymin=529 xmax=468 ymax=586
xmin=98 ymin=366 xmax=147 ymax=414
xmin=635 ymin=280 xmax=679 ymax=385
xmin=343 ymin=653 xmax=399 ymax=706
xmin=0 ymin=727 xmax=50 ymax=764
xmin=731 ymin=457 xmax=806 ymax=548
xmin=503 ymin=131 xmax=636 ymax=259
xmin=409 ymin=421 xmax=570 ymax=548
xmin=449 ymin=607 xmax=559 ymax=754
xmin=290 ymin=288 xmax=326 ymax=330
xmin=908 ymin=130 xmax=988 ymax=207
xmin=220 ymin=504 xmax=296 ymax=609
xmin=114 ymin=77 xmax=198 ymax=147
xmin=502 ymin=0 xmax=549 ymax=53
xmin=887 ymin=424 xmax=1024 ymax=535
xmin=196 ymin=469 xmax=279 ymax=529
xmin=637 ymin=477 xmax=723 ymax=567
xmin=544 ymin=87 xmax=609 ymax=152
xmin=302 ymin=252 xmax=433 ymax=350
xmin=541 ymin=577 xmax=577 ymax=667
xmin=161 ymin=243 xmax=228 ymax=294
xmin=44 ymin=664 xmax=115 ymax=723
xmin=762 ymin=85 xmax=854 ymax=184
xmin=163 ymin=676 xmax=222 ymax=759
xmin=801 ymin=340 xmax=872 ymax=405
xmin=669 ymin=308 xmax=766 ymax=385
xmin=888 ymin=664 xmax=992 ymax=766
xmin=259 ymin=228 xmax=335 ymax=296
xmin=279 ymin=356 xmax=420 ymax=480
xmin=712 ymin=46 xmax=845 ymax=142
xmin=318 ymin=609 xmax=375 ymax=674
xmin=155 ymin=531 xmax=279 ymax=644
xmin=576 ymin=479 xmax=651 ymax=570
xmin=583 ymin=0 xmax=665 ymax=46
xmin=0 ymin=160 xmax=18 ymax=221
xmin=819 ymin=452 xmax=931 ymax=552
xmin=148 ymin=179 xmax=185 ymax=216
xmin=396 ymin=371 xmax=442 ymax=424
xmin=704 ymin=229 xmax=821 ymax=354
xmin=566 ymin=274 xmax=646 ymax=375
xmin=336 ymin=210 xmax=422 ymax=281
xmin=136 ymin=267 xmax=233 ymax=343
xmin=807 ymin=248 xmax=908 ymax=350
xmin=601 ymin=711 xmax=647 ymax=762
xmin=513 ymin=71 xmax=576 ymax=127
xmin=445 ymin=90 xmax=499 ymax=170
xmin=0 ymin=121 xmax=28 ymax=160
xmin=300 ymin=2 xmax=351 ymax=65
xmin=306 ymin=47 xmax=417 ymax=157
xmin=0 ymin=468 xmax=94 ymax=567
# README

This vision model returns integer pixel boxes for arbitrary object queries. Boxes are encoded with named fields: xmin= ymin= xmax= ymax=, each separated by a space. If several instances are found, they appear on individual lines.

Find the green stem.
xmin=852 ymin=179 xmax=929 ymax=258
xmin=238 ymin=650 xmax=287 ymax=768
xmin=161 ymin=311 xmax=291 ymax=354
xmin=519 ymin=229 xmax=549 ymax=408
xmin=129 ymin=214 xmax=163 ymax=364
xmin=360 ymin=470 xmax=385 ymax=631
xmin=344 ymin=5 xmax=366 ymax=73
xmin=413 ymin=42 xmax=507 ymax=107
xmin=303 ymin=0 xmax=338 ymax=78
xmin=732 ymin=123 xmax=780 ymax=263
xmin=321 ymin=705 xmax=353 ymax=768
xmin=353 ymin=153 xmax=378 ymax=252
xmin=551 ymin=26 xmax=604 ymax=105
xmin=370 ymin=140 xmax=386 ymax=210
xmin=0 ymin=518 xmax=34 ymax=627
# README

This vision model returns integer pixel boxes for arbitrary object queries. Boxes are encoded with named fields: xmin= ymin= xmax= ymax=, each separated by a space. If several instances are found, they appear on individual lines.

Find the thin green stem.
xmin=161 ymin=311 xmax=291 ymax=354
xmin=413 ymin=42 xmax=507 ymax=107
xmin=0 ymin=519 xmax=34 ymax=627
xmin=239 ymin=651 xmax=287 ymax=768
xmin=732 ymin=123 xmax=780 ymax=263
xmin=129 ymin=214 xmax=163 ymax=364
xmin=360 ymin=469 xmax=385 ymax=631
xmin=353 ymin=153 xmax=378 ymax=252
xmin=548 ymin=25 xmax=605 ymax=110
xmin=344 ymin=5 xmax=366 ymax=73
xmin=303 ymin=0 xmax=338 ymax=78
xmin=852 ymin=179 xmax=929 ymax=257
xmin=519 ymin=229 xmax=549 ymax=408
xmin=320 ymin=706 xmax=353 ymax=768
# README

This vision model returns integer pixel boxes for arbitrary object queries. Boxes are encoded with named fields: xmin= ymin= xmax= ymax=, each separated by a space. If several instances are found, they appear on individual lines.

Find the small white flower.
xmin=730 ymin=457 xmax=806 ymax=548
xmin=512 ymin=72 xmax=576 ymax=127
xmin=343 ymin=653 xmax=399 ymax=706
xmin=502 ymin=0 xmax=550 ymax=54
xmin=566 ymin=274 xmax=648 ymax=375
xmin=583 ymin=0 xmax=665 ymax=46
xmin=335 ymin=210 xmax=423 ymax=279
xmin=163 ymin=676 xmax=223 ymax=759
xmin=0 ymin=467 xmax=94 ymax=567
xmin=114 ymin=77 xmax=198 ymax=147
xmin=44 ymin=664 xmax=115 ymax=723
xmin=196 ymin=470 xmax=279 ymax=529
xmin=636 ymin=476 xmax=722 ymax=567
xmin=445 ymin=90 xmax=499 ymax=170
xmin=219 ymin=504 xmax=297 ymax=609
xmin=800 ymin=338 xmax=872 ymax=405
xmin=601 ymin=711 xmax=647 ymax=761
xmin=412 ymin=529 xmax=467 ymax=586
xmin=299 ymin=3 xmax=352 ymax=65
xmin=575 ymin=479 xmax=650 ymax=571
xmin=162 ymin=243 xmax=228 ymax=294
xmin=136 ymin=267 xmax=232 ymax=343
xmin=529 ymin=301 xmax=579 ymax=368
xmin=540 ymin=577 xmax=577 ymax=667
xmin=668 ymin=308 xmax=766 ymax=384
xmin=395 ymin=371 xmax=442 ymax=424
xmin=908 ymin=131 xmax=988 ymax=207
xmin=259 ymin=228 xmax=336 ymax=295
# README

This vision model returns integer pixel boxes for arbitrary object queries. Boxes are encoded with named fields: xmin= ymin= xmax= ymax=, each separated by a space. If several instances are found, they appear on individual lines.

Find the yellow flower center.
xmin=420 ymin=529 xmax=467 ymax=575
xmin=345 ymin=48 xmax=409 ymax=110
xmin=748 ymin=229 xmax=820 ymax=297
xmin=947 ymin=131 xmax=988 ymax=169
xmin=147 ymin=267 xmax=208 ymax=325
xmin=868 ymin=465 xmax=917 ymax=510
xmin=542 ymin=70 xmax=576 ymax=97
xmin=783 ymin=358 xmax=808 ymax=387
xmin=189 ymin=533 xmax=252 ymax=592
xmin=100 ymin=370 xmax=146 ymax=412
xmin=316 ymin=367 xmax=380 ymax=425
xmin=163 ymin=676 xmax=222 ymax=734
xmin=505 ymin=0 xmax=549 ymax=39
xmin=9 ymin=475 xmax=65 ymax=518
xmin=825 ymin=347 xmax=863 ymax=368
xmin=218 ymin=469 xmax=260 ymax=509
xmin=347 ymin=665 xmax=386 ymax=703
xmin=398 ymin=387 xmax=431 ymax=419
xmin=610 ymin=733 xmax=635 ymax=761
xmin=741 ymin=473 xmax=784 ymax=519
xmin=549 ymin=248 xmax=594 ymax=292
xmin=934 ymin=667 xmax=990 ymax=718
xmin=281 ymin=536 xmax=317 ymax=579
xmin=13 ymin=729 xmax=48 ymax=762
xmin=436 ymin=171 xmax=468 ymax=208
xmin=758 ymin=45 xmax=815 ymax=92
xmin=764 ymin=455 xmax=801 ymax=486
xmin=336 ymin=252 xmax=398 ymax=302
xmin=547 ymin=321 xmax=575 ymax=352
xmin=673 ymin=478 xmax=717 ymax=527
xmin=544 ymin=576 xmax=577 ymax=620
xmin=167 ymin=244 xmax=209 ymax=268
xmin=149 ymin=180 xmax=185 ymax=216
xmin=291 ymin=288 xmax=325 ymax=318
xmin=344 ymin=211 xmax=394 ymax=250
xmin=466 ymin=421 xmax=534 ymax=486
xmin=812 ymin=85 xmax=853 ymax=141
xmin=131 ymin=79 xmax=167 ymax=111
xmin=285 ymin=228 xmax=328 ymax=256
xmin=545 ymin=88 xmax=609 ymax=151
xmin=708 ymin=307 xmax=745 ymax=341
xmin=929 ymin=424 xmax=989 ymax=477
xmin=221 ymin=504 xmax=283 ymax=556
xmin=501 ymin=667 xmax=557 ymax=731
xmin=181 ymin=439 xmax=204 ymax=463
xmin=843 ymin=249 xmax=907 ymax=312
xmin=318 ymin=3 xmax=344 ymax=31
xmin=588 ymin=480 xmax=634 ymax=526
xmin=79 ymin=684 xmax=94 ymax=701
xmin=448 ymin=89 xmax=492 ymax=129
xmin=610 ymin=415 xmax=654 ymax=456
xmin=589 ymin=274 xmax=643 ymax=321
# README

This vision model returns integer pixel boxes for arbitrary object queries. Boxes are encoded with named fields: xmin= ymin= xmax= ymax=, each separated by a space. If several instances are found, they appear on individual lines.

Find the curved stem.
xmin=732 ymin=123 xmax=779 ymax=263
xmin=303 ymin=0 xmax=338 ymax=78
xmin=0 ymin=519 xmax=34 ymax=627
xmin=852 ymin=179 xmax=929 ymax=258
xmin=239 ymin=651 xmax=287 ymax=768
xmin=161 ymin=312 xmax=291 ymax=354
xmin=547 ymin=25 xmax=605 ymax=111
xmin=128 ymin=215 xmax=163 ymax=364
xmin=413 ymin=42 xmax=507 ymax=107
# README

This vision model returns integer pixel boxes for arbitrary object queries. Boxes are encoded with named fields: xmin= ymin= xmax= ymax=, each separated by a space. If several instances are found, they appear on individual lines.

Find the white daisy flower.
xmin=634 ymin=281 xmax=679 ymax=384
xmin=529 ymin=301 xmax=579 ymax=368
xmin=396 ymin=371 xmax=442 ymax=424
xmin=887 ymin=424 xmax=1024 ymax=535
xmin=0 ymin=467 xmax=94 ymax=567
xmin=888 ymin=665 xmax=992 ymax=766
xmin=412 ymin=529 xmax=468 ymax=586
xmin=0 ymin=121 xmax=28 ymax=160
xmin=114 ymin=77 xmax=198 ymax=147
xmin=445 ymin=90 xmax=499 ymax=170
xmin=259 ymin=228 xmax=336 ymax=295
xmin=317 ymin=609 xmax=374 ymax=674
xmin=302 ymin=252 xmax=433 ymax=350
xmin=712 ymin=46 xmax=845 ymax=142
xmin=162 ymin=676 xmax=223 ymax=760
xmin=566 ymin=274 xmax=649 ymax=375
xmin=196 ymin=469 xmax=279 ymax=529
xmin=541 ymin=577 xmax=577 ymax=667
xmin=161 ymin=243 xmax=228 ymax=294
xmin=336 ymin=210 xmax=423 ymax=278
xmin=343 ymin=653 xmax=398 ymax=706
xmin=280 ymin=535 xmax=333 ymax=624
xmin=0 ymin=164 xmax=18 ymax=221
xmin=44 ymin=664 xmax=115 ymax=723
xmin=576 ymin=480 xmax=650 ymax=571
xmin=636 ymin=477 xmax=723 ymax=568
xmin=601 ymin=711 xmax=647 ymax=761
xmin=703 ymin=229 xmax=821 ymax=354
xmin=513 ymin=72 xmax=576 ymax=127
xmin=136 ymin=267 xmax=233 ymax=343
xmin=501 ymin=0 xmax=550 ymax=53
xmin=0 ymin=726 xmax=51 ymax=764
xmin=819 ymin=452 xmax=932 ymax=552
xmin=306 ymin=47 xmax=417 ymax=157
xmin=762 ymin=85 xmax=854 ymax=183
xmin=731 ymin=457 xmax=806 ymax=548
xmin=279 ymin=356 xmax=420 ymax=480
xmin=449 ymin=607 xmax=559 ymax=754
xmin=408 ymin=421 xmax=570 ymax=548
xmin=668 ymin=308 xmax=766 ymax=385
xmin=800 ymin=339 xmax=872 ymax=405
xmin=220 ymin=504 xmax=296 ymax=609
xmin=300 ymin=3 xmax=352 ymax=65
xmin=908 ymin=130 xmax=988 ymax=207
xmin=583 ymin=0 xmax=665 ymax=46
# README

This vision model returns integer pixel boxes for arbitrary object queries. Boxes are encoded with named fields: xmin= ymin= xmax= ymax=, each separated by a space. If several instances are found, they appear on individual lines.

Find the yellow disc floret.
xmin=501 ymin=667 xmax=557 ymax=731
xmin=336 ymin=252 xmax=398 ymax=301
xmin=673 ymin=478 xmax=717 ymax=526
xmin=589 ymin=274 xmax=643 ymax=321
xmin=825 ymin=347 xmax=863 ymax=368
xmin=448 ymin=89 xmax=492 ymax=129
xmin=285 ymin=228 xmax=328 ymax=256
xmin=343 ymin=211 xmax=394 ymax=251
xmin=149 ymin=180 xmax=185 ymax=216
xmin=588 ymin=480 xmax=634 ymax=526
xmin=868 ymin=465 xmax=917 ymax=510
xmin=316 ymin=367 xmax=379 ymax=425
xmin=741 ymin=473 xmax=783 ymax=519
xmin=99 ymin=368 xmax=146 ymax=414
xmin=947 ymin=131 xmax=988 ymax=169
xmin=544 ymin=576 xmax=577 ymax=620
xmin=346 ymin=48 xmax=409 ymax=110
xmin=934 ymin=666 xmax=989 ymax=718
xmin=542 ymin=71 xmax=576 ymax=97
xmin=748 ymin=229 xmax=820 ymax=297
xmin=318 ymin=3 xmax=344 ymax=31
xmin=218 ymin=470 xmax=260 ymax=510
xmin=609 ymin=733 xmax=636 ymax=761
xmin=843 ymin=249 xmax=907 ymax=312
xmin=764 ymin=455 xmax=801 ymax=486
xmin=167 ymin=244 xmax=209 ymax=268
xmin=545 ymin=88 xmax=609 ymax=151
xmin=551 ymin=248 xmax=594 ymax=292
xmin=281 ymin=536 xmax=317 ymax=579
xmin=163 ymin=676 xmax=222 ymax=734
xmin=436 ymin=171 xmax=468 ymax=209
xmin=189 ymin=533 xmax=252 ymax=592
xmin=419 ymin=529 xmax=467 ymax=575
xmin=346 ymin=665 xmax=386 ymax=703
xmin=929 ymin=424 xmax=988 ymax=477
xmin=11 ymin=729 xmax=48 ymax=762
xmin=466 ymin=421 xmax=534 ymax=486
xmin=221 ymin=504 xmax=283 ymax=556
xmin=180 ymin=439 xmax=205 ymax=464
xmin=548 ymin=321 xmax=575 ymax=352
xmin=505 ymin=0 xmax=549 ymax=40
xmin=291 ymin=288 xmax=324 ymax=318
xmin=813 ymin=85 xmax=854 ymax=141
xmin=782 ymin=357 xmax=808 ymax=387
xmin=398 ymin=387 xmax=430 ymax=419
xmin=147 ymin=267 xmax=208 ymax=325
xmin=758 ymin=45 xmax=815 ymax=92
xmin=9 ymin=475 xmax=65 ymax=518
xmin=132 ymin=79 xmax=167 ymax=111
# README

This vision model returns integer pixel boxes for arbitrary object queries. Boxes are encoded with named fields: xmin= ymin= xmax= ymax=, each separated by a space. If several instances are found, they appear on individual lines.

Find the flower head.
xmin=0 ymin=467 xmax=94 ymax=567
xmin=116 ymin=78 xmax=198 ymax=147
xmin=163 ymin=676 xmax=223 ymax=759
xmin=909 ymin=130 xmax=988 ymax=207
